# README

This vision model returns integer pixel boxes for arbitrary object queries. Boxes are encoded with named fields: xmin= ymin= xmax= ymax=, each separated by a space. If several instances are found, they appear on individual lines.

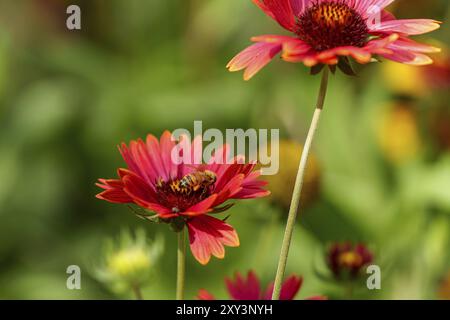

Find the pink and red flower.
xmin=198 ymin=270 xmax=326 ymax=300
xmin=96 ymin=131 xmax=270 ymax=265
xmin=228 ymin=0 xmax=441 ymax=80
xmin=327 ymin=242 xmax=374 ymax=279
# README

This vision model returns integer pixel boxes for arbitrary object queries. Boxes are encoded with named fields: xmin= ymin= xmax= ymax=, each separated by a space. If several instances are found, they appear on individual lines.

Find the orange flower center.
xmin=155 ymin=171 xmax=216 ymax=213
xmin=296 ymin=1 xmax=368 ymax=52
xmin=338 ymin=251 xmax=364 ymax=268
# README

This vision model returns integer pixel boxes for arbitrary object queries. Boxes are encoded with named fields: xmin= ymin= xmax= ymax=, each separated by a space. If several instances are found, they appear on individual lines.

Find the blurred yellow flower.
xmin=382 ymin=42 xmax=449 ymax=96
xmin=381 ymin=61 xmax=425 ymax=97
xmin=94 ymin=229 xmax=164 ymax=295
xmin=266 ymin=140 xmax=320 ymax=210
xmin=377 ymin=103 xmax=422 ymax=164
xmin=107 ymin=247 xmax=151 ymax=278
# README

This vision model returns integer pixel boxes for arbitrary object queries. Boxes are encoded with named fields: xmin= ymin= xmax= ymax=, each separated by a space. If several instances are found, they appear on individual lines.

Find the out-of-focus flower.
xmin=266 ymin=140 xmax=320 ymax=210
xmin=382 ymin=45 xmax=450 ymax=96
xmin=429 ymin=106 xmax=450 ymax=152
xmin=327 ymin=242 xmax=373 ymax=280
xmin=95 ymin=229 xmax=164 ymax=294
xmin=228 ymin=0 xmax=440 ymax=80
xmin=198 ymin=270 xmax=326 ymax=300
xmin=422 ymin=49 xmax=450 ymax=90
xmin=438 ymin=271 xmax=450 ymax=300
xmin=377 ymin=103 xmax=422 ymax=164
xmin=96 ymin=131 xmax=270 ymax=265
xmin=381 ymin=61 xmax=425 ymax=96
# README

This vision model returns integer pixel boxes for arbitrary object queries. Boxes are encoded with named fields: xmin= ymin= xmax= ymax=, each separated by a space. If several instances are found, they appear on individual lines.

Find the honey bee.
xmin=179 ymin=169 xmax=217 ymax=193
xmin=157 ymin=167 xmax=217 ymax=196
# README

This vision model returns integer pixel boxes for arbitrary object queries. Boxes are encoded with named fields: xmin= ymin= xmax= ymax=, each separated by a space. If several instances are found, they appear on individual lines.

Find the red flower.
xmin=96 ymin=131 xmax=270 ymax=265
xmin=198 ymin=270 xmax=326 ymax=300
xmin=228 ymin=0 xmax=441 ymax=80
xmin=328 ymin=242 xmax=373 ymax=279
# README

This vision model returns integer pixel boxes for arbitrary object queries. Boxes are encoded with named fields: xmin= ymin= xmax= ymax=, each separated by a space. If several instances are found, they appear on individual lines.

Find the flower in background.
xmin=327 ymin=242 xmax=373 ymax=280
xmin=438 ymin=271 xmax=450 ymax=300
xmin=94 ymin=229 xmax=164 ymax=296
xmin=430 ymin=106 xmax=450 ymax=152
xmin=227 ymin=0 xmax=440 ymax=80
xmin=382 ymin=44 xmax=450 ymax=96
xmin=266 ymin=140 xmax=320 ymax=210
xmin=96 ymin=131 xmax=270 ymax=265
xmin=198 ymin=270 xmax=325 ymax=300
xmin=422 ymin=50 xmax=450 ymax=90
xmin=377 ymin=103 xmax=422 ymax=164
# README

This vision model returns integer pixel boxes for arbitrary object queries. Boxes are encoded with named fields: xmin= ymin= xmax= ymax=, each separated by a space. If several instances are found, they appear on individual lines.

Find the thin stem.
xmin=272 ymin=68 xmax=329 ymax=300
xmin=176 ymin=227 xmax=186 ymax=300
xmin=131 ymin=283 xmax=143 ymax=300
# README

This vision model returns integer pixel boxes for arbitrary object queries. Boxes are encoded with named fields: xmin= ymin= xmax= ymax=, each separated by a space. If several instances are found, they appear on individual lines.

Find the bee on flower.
xmin=96 ymin=131 xmax=270 ymax=265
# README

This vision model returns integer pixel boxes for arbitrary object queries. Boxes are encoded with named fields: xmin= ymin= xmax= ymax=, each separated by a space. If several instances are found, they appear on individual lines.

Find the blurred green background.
xmin=0 ymin=0 xmax=449 ymax=299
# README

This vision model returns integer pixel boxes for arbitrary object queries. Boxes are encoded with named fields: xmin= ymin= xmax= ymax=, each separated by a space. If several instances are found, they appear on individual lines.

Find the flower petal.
xmin=289 ymin=0 xmax=310 ymax=17
xmin=358 ymin=0 xmax=395 ymax=18
xmin=197 ymin=289 xmax=216 ymax=300
xmin=381 ymin=38 xmax=438 ymax=66
xmin=318 ymin=46 xmax=372 ymax=64
xmin=227 ymin=42 xmax=283 ymax=80
xmin=95 ymin=178 xmax=132 ymax=203
xmin=225 ymin=271 xmax=262 ymax=300
xmin=370 ymin=19 xmax=441 ymax=35
xmin=253 ymin=0 xmax=296 ymax=31
xmin=183 ymin=194 xmax=218 ymax=216
xmin=264 ymin=275 xmax=302 ymax=300
xmin=187 ymin=215 xmax=239 ymax=265
xmin=122 ymin=174 xmax=175 ymax=218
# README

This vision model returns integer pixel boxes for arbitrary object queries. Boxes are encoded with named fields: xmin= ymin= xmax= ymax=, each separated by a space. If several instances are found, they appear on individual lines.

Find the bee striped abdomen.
xmin=154 ymin=170 xmax=217 ymax=212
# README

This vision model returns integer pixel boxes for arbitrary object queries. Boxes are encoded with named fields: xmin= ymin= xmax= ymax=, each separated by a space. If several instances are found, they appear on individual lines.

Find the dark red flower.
xmin=198 ymin=270 xmax=326 ymax=300
xmin=327 ymin=242 xmax=373 ymax=279
xmin=96 ymin=131 xmax=270 ymax=265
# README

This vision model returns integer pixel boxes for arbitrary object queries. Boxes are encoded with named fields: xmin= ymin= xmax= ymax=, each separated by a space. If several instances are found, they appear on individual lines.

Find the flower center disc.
xmin=296 ymin=1 xmax=368 ymax=52
xmin=155 ymin=172 xmax=215 ymax=213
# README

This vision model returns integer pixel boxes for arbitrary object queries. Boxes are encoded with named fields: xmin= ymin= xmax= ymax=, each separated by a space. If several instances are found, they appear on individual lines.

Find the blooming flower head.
xmin=327 ymin=242 xmax=373 ymax=279
xmin=96 ymin=131 xmax=270 ymax=265
xmin=198 ymin=270 xmax=325 ymax=300
xmin=228 ymin=0 xmax=441 ymax=80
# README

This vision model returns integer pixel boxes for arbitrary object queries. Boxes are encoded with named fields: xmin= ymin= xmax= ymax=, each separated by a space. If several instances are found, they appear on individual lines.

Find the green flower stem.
xmin=176 ymin=227 xmax=186 ymax=300
xmin=132 ymin=283 xmax=143 ymax=300
xmin=272 ymin=68 xmax=330 ymax=300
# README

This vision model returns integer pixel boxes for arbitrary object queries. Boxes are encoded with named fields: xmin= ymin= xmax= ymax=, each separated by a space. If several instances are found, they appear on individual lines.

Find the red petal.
xmin=182 ymin=194 xmax=218 ymax=216
xmin=122 ymin=174 xmax=175 ymax=218
xmin=264 ymin=275 xmax=303 ymax=300
xmin=227 ymin=42 xmax=282 ymax=80
xmin=197 ymin=289 xmax=216 ymax=300
xmin=95 ymin=178 xmax=132 ymax=203
xmin=225 ymin=271 xmax=262 ymax=300
xmin=252 ymin=0 xmax=295 ymax=32
xmin=187 ymin=215 xmax=239 ymax=265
